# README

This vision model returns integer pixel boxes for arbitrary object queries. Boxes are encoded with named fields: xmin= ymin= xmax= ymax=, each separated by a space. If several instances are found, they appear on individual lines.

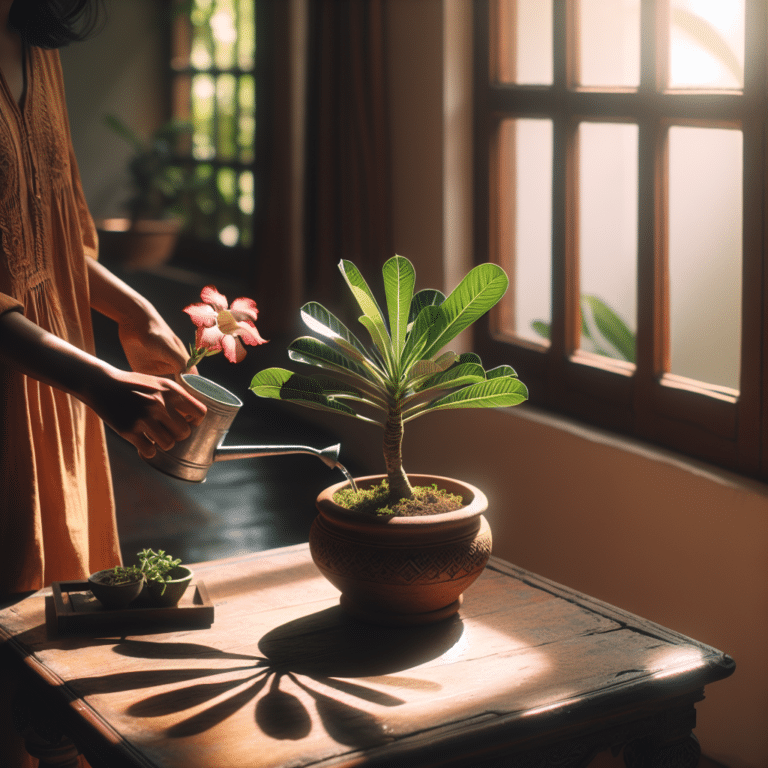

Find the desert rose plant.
xmin=249 ymin=256 xmax=528 ymax=502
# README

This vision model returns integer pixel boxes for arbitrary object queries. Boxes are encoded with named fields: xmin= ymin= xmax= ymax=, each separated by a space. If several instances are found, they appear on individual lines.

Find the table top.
xmin=0 ymin=544 xmax=735 ymax=768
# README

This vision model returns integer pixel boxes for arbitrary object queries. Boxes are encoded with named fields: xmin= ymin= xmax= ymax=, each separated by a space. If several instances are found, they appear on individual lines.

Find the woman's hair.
xmin=9 ymin=0 xmax=106 ymax=49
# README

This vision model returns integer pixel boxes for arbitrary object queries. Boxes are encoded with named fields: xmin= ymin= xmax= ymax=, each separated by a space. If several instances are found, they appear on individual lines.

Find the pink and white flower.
xmin=183 ymin=285 xmax=267 ymax=370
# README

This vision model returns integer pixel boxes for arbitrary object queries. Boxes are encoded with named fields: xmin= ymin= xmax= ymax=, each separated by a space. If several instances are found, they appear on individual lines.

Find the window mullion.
xmin=743 ymin=0 xmax=768 ymax=474
xmin=549 ymin=0 xmax=577 ymax=381
xmin=634 ymin=0 xmax=666 ymax=437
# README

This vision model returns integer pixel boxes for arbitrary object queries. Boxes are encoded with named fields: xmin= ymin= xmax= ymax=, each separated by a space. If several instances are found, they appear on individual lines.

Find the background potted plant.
xmin=97 ymin=114 xmax=195 ymax=270
xmin=249 ymin=256 xmax=528 ymax=624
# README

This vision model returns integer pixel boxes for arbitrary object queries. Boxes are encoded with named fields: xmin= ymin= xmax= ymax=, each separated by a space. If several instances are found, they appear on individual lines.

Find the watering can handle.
xmin=214 ymin=443 xmax=341 ymax=469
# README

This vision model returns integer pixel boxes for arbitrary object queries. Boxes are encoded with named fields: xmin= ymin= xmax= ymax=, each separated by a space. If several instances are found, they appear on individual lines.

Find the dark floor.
xmin=94 ymin=263 xmax=366 ymax=568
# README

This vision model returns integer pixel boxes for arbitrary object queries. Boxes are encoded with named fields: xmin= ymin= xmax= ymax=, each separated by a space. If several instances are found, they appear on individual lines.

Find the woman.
xmin=0 ymin=2 xmax=205 ymax=763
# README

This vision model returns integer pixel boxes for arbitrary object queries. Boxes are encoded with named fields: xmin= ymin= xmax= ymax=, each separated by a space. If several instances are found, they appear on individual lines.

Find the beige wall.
xmin=61 ymin=0 xmax=165 ymax=220
xmin=382 ymin=2 xmax=768 ymax=767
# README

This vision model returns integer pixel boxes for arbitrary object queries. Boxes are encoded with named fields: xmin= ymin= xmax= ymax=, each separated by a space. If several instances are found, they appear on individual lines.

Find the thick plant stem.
xmin=383 ymin=403 xmax=413 ymax=501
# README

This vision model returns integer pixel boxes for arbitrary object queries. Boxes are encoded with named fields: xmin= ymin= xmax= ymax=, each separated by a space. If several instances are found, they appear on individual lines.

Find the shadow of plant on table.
xmin=64 ymin=608 xmax=461 ymax=746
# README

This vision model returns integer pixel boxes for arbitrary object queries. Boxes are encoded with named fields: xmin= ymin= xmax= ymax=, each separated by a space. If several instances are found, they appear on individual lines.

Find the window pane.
xmin=577 ymin=0 xmax=640 ymax=88
xmin=497 ymin=119 xmax=553 ymax=344
xmin=496 ymin=0 xmax=553 ymax=85
xmin=578 ymin=123 xmax=638 ymax=363
xmin=191 ymin=75 xmax=216 ymax=161
xmin=238 ymin=75 xmax=255 ymax=163
xmin=668 ymin=127 xmax=742 ymax=390
xmin=190 ymin=1 xmax=214 ymax=69
xmin=212 ymin=0 xmax=237 ymax=69
xmin=216 ymin=74 xmax=237 ymax=160
xmin=669 ymin=0 xmax=744 ymax=89
xmin=237 ymin=0 xmax=255 ymax=69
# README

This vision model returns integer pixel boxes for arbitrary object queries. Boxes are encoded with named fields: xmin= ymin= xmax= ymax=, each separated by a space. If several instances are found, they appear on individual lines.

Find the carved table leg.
xmin=18 ymin=735 xmax=81 ymax=768
xmin=623 ymin=705 xmax=701 ymax=768
xmin=12 ymin=684 xmax=82 ymax=768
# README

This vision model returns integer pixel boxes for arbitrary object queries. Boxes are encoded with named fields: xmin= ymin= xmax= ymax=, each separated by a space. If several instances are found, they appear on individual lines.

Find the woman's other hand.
xmin=87 ymin=258 xmax=198 ymax=377
xmin=118 ymin=309 xmax=196 ymax=377
xmin=87 ymin=366 xmax=207 ymax=458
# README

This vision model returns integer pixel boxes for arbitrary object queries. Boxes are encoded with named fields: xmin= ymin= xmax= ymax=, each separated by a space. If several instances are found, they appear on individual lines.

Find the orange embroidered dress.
xmin=0 ymin=45 xmax=121 ymax=595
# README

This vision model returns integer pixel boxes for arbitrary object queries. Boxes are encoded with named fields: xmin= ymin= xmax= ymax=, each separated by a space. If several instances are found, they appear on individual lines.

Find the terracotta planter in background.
xmin=97 ymin=217 xmax=182 ymax=271
xmin=310 ymin=474 xmax=492 ymax=626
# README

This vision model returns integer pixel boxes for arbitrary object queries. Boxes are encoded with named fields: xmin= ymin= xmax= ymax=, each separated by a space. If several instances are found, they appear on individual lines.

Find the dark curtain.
xmin=303 ymin=0 xmax=393 ymax=309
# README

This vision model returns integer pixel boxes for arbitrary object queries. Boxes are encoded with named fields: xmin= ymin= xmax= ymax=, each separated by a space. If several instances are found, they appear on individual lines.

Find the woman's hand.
xmin=87 ymin=258 xmax=197 ymax=377
xmin=118 ymin=310 xmax=195 ymax=378
xmin=86 ymin=366 xmax=207 ymax=458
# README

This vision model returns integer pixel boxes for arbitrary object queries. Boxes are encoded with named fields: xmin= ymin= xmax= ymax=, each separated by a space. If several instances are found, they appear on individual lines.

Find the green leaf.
xmin=581 ymin=295 xmax=636 ymax=363
xmin=405 ymin=351 xmax=458 ymax=388
xmin=458 ymin=352 xmax=482 ymax=365
xmin=486 ymin=364 xmax=518 ymax=379
xmin=300 ymin=302 xmax=369 ymax=356
xmin=300 ymin=301 xmax=386 ymax=383
xmin=357 ymin=315 xmax=396 ymax=374
xmin=288 ymin=336 xmax=380 ymax=387
xmin=249 ymin=368 xmax=366 ymax=420
xmin=421 ymin=263 xmax=509 ymax=360
xmin=415 ymin=377 xmax=528 ymax=416
xmin=401 ymin=305 xmax=442 ymax=372
xmin=338 ymin=260 xmax=394 ymax=370
xmin=415 ymin=362 xmax=486 ymax=394
xmin=310 ymin=376 xmax=365 ymax=400
xmin=408 ymin=288 xmax=446 ymax=325
xmin=531 ymin=320 xmax=551 ymax=341
xmin=249 ymin=367 xmax=295 ymax=399
xmin=382 ymin=256 xmax=416 ymax=359
xmin=104 ymin=113 xmax=145 ymax=154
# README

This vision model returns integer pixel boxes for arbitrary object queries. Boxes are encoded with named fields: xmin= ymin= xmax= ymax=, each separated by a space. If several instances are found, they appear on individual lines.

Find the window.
xmin=169 ymin=0 xmax=258 ymax=262
xmin=474 ymin=1 xmax=768 ymax=479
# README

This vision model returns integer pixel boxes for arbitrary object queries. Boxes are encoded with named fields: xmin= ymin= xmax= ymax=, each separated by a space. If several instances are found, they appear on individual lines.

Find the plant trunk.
xmin=383 ymin=403 xmax=413 ymax=501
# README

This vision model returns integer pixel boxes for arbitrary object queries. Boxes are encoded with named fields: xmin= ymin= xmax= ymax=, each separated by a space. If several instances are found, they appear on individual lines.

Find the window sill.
xmin=504 ymin=402 xmax=768 ymax=499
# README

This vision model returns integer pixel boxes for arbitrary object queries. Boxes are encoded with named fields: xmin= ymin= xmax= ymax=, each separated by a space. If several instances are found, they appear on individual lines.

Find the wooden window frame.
xmin=473 ymin=0 xmax=768 ymax=479
xmin=165 ymin=0 xmax=266 ymax=279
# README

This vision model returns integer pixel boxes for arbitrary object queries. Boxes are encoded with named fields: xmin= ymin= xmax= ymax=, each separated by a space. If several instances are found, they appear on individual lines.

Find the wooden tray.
xmin=51 ymin=580 xmax=214 ymax=634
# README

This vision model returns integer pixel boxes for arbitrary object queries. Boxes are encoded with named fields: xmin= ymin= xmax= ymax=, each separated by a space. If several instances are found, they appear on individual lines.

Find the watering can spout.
xmin=214 ymin=443 xmax=341 ymax=469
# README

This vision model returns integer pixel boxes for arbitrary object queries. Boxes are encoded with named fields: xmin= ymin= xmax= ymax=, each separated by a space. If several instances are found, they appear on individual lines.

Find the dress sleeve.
xmin=0 ymin=292 xmax=23 ymax=316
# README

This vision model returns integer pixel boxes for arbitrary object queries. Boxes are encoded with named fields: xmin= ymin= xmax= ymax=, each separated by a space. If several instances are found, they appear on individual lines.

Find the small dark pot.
xmin=142 ymin=565 xmax=193 ymax=607
xmin=88 ymin=570 xmax=145 ymax=609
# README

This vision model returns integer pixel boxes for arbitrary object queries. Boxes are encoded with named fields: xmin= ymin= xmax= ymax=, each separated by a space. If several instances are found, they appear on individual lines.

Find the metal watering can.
xmin=145 ymin=374 xmax=342 ymax=483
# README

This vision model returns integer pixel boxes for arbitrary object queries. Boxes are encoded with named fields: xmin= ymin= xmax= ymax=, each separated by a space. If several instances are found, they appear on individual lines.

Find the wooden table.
xmin=0 ymin=544 xmax=734 ymax=768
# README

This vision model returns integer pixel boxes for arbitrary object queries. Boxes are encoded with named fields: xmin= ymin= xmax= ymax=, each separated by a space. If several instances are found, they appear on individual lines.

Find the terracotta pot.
xmin=96 ymin=217 xmax=182 ymax=271
xmin=310 ymin=474 xmax=491 ymax=626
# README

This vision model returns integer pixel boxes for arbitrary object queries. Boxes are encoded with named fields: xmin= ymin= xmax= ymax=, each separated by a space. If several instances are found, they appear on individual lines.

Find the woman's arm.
xmin=0 ymin=308 xmax=206 ymax=458
xmin=87 ymin=257 xmax=194 ymax=377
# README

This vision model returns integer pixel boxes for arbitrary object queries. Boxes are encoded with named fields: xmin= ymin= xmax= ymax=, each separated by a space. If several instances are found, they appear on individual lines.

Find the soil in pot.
xmin=333 ymin=480 xmax=465 ymax=517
